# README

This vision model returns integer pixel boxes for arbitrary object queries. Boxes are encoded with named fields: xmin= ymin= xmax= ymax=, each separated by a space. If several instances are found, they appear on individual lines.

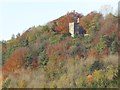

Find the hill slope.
xmin=1 ymin=11 xmax=119 ymax=88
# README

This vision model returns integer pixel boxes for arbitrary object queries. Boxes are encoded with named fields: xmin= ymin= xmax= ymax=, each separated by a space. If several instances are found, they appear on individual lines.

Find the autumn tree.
xmin=3 ymin=47 xmax=29 ymax=73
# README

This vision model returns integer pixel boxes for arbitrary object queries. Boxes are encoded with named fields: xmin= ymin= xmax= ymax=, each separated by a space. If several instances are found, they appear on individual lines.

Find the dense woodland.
xmin=0 ymin=11 xmax=120 ymax=88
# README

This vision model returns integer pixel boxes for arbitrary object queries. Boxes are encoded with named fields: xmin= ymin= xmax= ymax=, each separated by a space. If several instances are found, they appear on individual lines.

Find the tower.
xmin=69 ymin=16 xmax=80 ymax=37
xmin=69 ymin=22 xmax=75 ymax=37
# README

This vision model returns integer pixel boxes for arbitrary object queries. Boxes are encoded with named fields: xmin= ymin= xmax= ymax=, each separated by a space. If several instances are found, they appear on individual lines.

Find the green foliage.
xmin=38 ymin=51 xmax=48 ymax=66
xmin=76 ymin=77 xmax=86 ymax=88
xmin=91 ymin=65 xmax=118 ymax=88
xmin=69 ymin=46 xmax=79 ymax=56
xmin=110 ymin=41 xmax=118 ymax=54
xmin=11 ymin=34 xmax=15 ymax=40
xmin=75 ymin=41 xmax=81 ymax=46
xmin=42 ymin=25 xmax=50 ymax=32
xmin=89 ymin=60 xmax=104 ymax=73
xmin=95 ymin=33 xmax=118 ymax=54
xmin=62 ymin=32 xmax=71 ymax=38
xmin=20 ymin=39 xmax=29 ymax=47
xmin=60 ymin=33 xmax=71 ymax=41
xmin=49 ymin=34 xmax=62 ymax=44
xmin=25 ymin=53 xmax=33 ymax=67
xmin=51 ymin=22 xmax=57 ymax=31
xmin=96 ymin=35 xmax=107 ymax=53
xmin=38 ymin=42 xmax=48 ymax=66
xmin=2 ymin=12 xmax=118 ymax=88
xmin=38 ymin=43 xmax=45 ymax=54
xmin=2 ymin=79 xmax=11 ymax=88
xmin=87 ymin=15 xmax=101 ymax=42
xmin=2 ymin=46 xmax=16 ymax=64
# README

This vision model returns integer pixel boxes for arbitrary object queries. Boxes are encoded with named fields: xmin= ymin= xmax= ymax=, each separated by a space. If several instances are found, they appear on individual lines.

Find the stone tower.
xmin=69 ymin=17 xmax=80 ymax=37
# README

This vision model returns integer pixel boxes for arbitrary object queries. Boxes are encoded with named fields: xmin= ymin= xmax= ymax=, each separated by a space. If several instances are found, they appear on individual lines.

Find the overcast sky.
xmin=0 ymin=0 xmax=119 ymax=40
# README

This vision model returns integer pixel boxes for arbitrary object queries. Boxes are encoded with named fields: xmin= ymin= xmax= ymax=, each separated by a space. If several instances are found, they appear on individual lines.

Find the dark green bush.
xmin=24 ymin=53 xmax=33 ymax=67
xmin=62 ymin=32 xmax=71 ymax=37
xmin=89 ymin=60 xmax=104 ymax=73
xmin=110 ymin=41 xmax=118 ymax=54
xmin=42 ymin=25 xmax=50 ymax=32
xmin=96 ymin=35 xmax=107 ymax=53
xmin=38 ymin=51 xmax=48 ymax=66
xmin=20 ymin=39 xmax=29 ymax=47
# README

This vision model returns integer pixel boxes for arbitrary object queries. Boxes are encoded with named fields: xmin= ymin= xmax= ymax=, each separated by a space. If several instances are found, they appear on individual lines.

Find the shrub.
xmin=69 ymin=46 xmax=79 ymax=56
xmin=93 ymin=70 xmax=104 ymax=82
xmin=89 ymin=60 xmax=104 ymax=73
xmin=24 ymin=53 xmax=33 ymax=68
xmin=41 ymin=25 xmax=50 ymax=32
xmin=20 ymin=39 xmax=29 ymax=47
xmin=38 ymin=51 xmax=48 ymax=66
xmin=2 ymin=78 xmax=11 ymax=88
xmin=62 ymin=32 xmax=71 ymax=38
xmin=49 ymin=34 xmax=61 ymax=44
xmin=96 ymin=35 xmax=107 ymax=53
xmin=110 ymin=41 xmax=118 ymax=54
xmin=76 ymin=77 xmax=86 ymax=88
xmin=17 ymin=80 xmax=27 ymax=88
xmin=37 ymin=43 xmax=45 ymax=54
xmin=50 ymin=81 xmax=57 ymax=88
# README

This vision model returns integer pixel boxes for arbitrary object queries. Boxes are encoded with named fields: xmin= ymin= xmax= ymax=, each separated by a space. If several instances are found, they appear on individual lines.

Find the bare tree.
xmin=100 ymin=5 xmax=113 ymax=17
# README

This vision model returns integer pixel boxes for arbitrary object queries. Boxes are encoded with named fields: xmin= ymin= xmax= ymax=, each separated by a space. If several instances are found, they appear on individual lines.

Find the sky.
xmin=0 ymin=0 xmax=119 ymax=41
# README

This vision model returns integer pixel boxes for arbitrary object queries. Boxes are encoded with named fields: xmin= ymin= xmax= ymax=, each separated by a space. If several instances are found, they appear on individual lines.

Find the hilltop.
xmin=1 ymin=11 xmax=119 ymax=88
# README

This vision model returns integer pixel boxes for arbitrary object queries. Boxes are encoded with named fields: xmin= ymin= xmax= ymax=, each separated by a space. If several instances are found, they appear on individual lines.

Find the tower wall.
xmin=69 ymin=22 xmax=75 ymax=37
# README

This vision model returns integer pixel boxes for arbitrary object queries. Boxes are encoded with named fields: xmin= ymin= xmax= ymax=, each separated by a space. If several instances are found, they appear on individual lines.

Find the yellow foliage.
xmin=106 ymin=65 xmax=117 ymax=80
xmin=57 ymin=74 xmax=71 ymax=88
xmin=50 ymin=81 xmax=57 ymax=88
xmin=17 ymin=80 xmax=27 ymax=88
xmin=92 ymin=70 xmax=104 ymax=82
xmin=76 ymin=77 xmax=85 ymax=87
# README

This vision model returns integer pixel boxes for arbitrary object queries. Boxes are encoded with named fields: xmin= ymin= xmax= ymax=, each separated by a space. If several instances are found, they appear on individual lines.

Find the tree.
xmin=100 ymin=5 xmax=113 ymax=17
xmin=16 ymin=33 xmax=20 ymax=38
xmin=11 ymin=34 xmax=15 ymax=40
xmin=3 ymin=47 xmax=29 ymax=73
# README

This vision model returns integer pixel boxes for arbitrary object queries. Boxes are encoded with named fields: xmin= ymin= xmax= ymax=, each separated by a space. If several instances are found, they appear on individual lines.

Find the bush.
xmin=69 ymin=46 xmax=79 ymax=56
xmin=2 ymin=78 xmax=11 ymax=88
xmin=49 ymin=34 xmax=62 ymax=44
xmin=89 ymin=60 xmax=104 ymax=73
xmin=110 ymin=41 xmax=118 ymax=54
xmin=76 ymin=77 xmax=86 ymax=88
xmin=20 ymin=39 xmax=29 ymax=47
xmin=41 ymin=25 xmax=50 ymax=32
xmin=62 ymin=32 xmax=71 ymax=38
xmin=96 ymin=35 xmax=107 ymax=53
xmin=24 ymin=53 xmax=33 ymax=68
xmin=38 ymin=51 xmax=48 ymax=66
xmin=37 ymin=43 xmax=45 ymax=54
xmin=17 ymin=80 xmax=27 ymax=88
xmin=2 ymin=46 xmax=16 ymax=64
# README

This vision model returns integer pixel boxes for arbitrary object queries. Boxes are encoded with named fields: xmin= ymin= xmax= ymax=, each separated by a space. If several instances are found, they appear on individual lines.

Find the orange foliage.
xmin=86 ymin=74 xmax=93 ymax=84
xmin=88 ymin=48 xmax=98 ymax=58
xmin=51 ymin=11 xmax=83 ymax=33
xmin=46 ymin=37 xmax=72 ymax=64
xmin=3 ymin=47 xmax=29 ymax=74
